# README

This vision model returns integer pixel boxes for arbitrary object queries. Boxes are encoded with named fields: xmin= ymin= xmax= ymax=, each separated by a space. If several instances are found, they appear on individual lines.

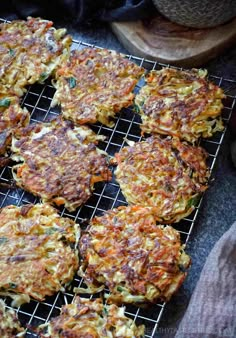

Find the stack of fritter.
xmin=111 ymin=67 xmax=224 ymax=223
xmin=0 ymin=15 xmax=227 ymax=338
xmin=0 ymin=17 xmax=72 ymax=163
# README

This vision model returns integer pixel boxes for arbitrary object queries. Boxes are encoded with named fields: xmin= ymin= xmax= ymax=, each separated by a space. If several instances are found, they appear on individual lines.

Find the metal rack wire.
xmin=0 ymin=18 xmax=235 ymax=337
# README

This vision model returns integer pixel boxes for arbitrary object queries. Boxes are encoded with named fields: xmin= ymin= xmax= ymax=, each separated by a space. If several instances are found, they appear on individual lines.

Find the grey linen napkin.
xmin=174 ymin=221 xmax=236 ymax=338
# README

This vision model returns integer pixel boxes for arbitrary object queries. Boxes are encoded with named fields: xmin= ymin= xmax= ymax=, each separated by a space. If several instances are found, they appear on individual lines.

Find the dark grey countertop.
xmin=1 ymin=10 xmax=236 ymax=338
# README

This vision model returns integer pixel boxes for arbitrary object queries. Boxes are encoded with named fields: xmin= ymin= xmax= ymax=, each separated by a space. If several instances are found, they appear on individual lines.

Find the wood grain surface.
xmin=111 ymin=15 xmax=236 ymax=67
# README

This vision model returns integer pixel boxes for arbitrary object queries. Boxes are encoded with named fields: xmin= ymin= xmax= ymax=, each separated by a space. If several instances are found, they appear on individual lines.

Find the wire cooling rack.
xmin=0 ymin=20 xmax=235 ymax=337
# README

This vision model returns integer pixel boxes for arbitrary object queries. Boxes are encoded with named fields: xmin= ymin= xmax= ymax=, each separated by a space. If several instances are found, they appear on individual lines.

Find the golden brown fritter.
xmin=0 ymin=17 xmax=71 ymax=95
xmin=11 ymin=117 xmax=111 ymax=211
xmin=112 ymin=136 xmax=209 ymax=223
xmin=0 ymin=86 xmax=29 ymax=163
xmin=52 ymin=48 xmax=145 ymax=127
xmin=77 ymin=206 xmax=190 ymax=305
xmin=135 ymin=68 xmax=225 ymax=143
xmin=0 ymin=203 xmax=79 ymax=306
xmin=37 ymin=296 xmax=145 ymax=337
xmin=0 ymin=299 xmax=25 ymax=337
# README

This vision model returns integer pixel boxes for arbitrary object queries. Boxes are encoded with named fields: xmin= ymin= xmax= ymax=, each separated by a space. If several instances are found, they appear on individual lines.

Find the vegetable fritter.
xmin=135 ymin=68 xmax=225 ymax=143
xmin=0 ymin=203 xmax=79 ymax=306
xmin=11 ymin=117 xmax=111 ymax=211
xmin=113 ymin=136 xmax=209 ymax=223
xmin=0 ymin=87 xmax=29 ymax=163
xmin=0 ymin=17 xmax=71 ymax=95
xmin=0 ymin=299 xmax=25 ymax=337
xmin=38 ymin=296 xmax=145 ymax=337
xmin=52 ymin=48 xmax=144 ymax=126
xmin=77 ymin=206 xmax=191 ymax=305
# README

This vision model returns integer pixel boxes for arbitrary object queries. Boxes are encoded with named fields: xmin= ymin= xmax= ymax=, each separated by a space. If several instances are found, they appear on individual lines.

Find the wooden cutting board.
xmin=111 ymin=15 xmax=236 ymax=67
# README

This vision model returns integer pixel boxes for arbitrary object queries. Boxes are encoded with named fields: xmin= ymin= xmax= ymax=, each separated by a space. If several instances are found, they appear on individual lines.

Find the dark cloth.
xmin=229 ymin=111 xmax=236 ymax=167
xmin=174 ymin=222 xmax=236 ymax=338
xmin=3 ymin=0 xmax=156 ymax=23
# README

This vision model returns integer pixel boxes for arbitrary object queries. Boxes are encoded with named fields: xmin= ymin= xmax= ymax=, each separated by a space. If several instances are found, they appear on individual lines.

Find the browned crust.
xmin=37 ymin=296 xmax=145 ymax=337
xmin=78 ymin=206 xmax=191 ymax=305
xmin=0 ymin=203 xmax=79 ymax=304
xmin=0 ymin=299 xmax=24 ymax=338
xmin=11 ymin=117 xmax=111 ymax=211
xmin=0 ymin=89 xmax=29 ymax=158
xmin=52 ymin=48 xmax=145 ymax=126
xmin=135 ymin=68 xmax=225 ymax=142
xmin=0 ymin=17 xmax=72 ymax=94
xmin=113 ymin=136 xmax=210 ymax=223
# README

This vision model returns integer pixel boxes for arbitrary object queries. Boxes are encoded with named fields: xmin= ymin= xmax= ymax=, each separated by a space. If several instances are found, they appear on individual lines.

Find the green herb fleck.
xmin=45 ymin=227 xmax=58 ymax=235
xmin=0 ymin=98 xmax=10 ymax=108
xmin=9 ymin=48 xmax=15 ymax=57
xmin=67 ymin=77 xmax=77 ymax=89
xmin=133 ymin=103 xmax=140 ymax=113
xmin=39 ymin=72 xmax=48 ymax=83
xmin=127 ymin=228 xmax=134 ymax=233
xmin=117 ymin=286 xmax=124 ymax=292
xmin=9 ymin=283 xmax=17 ymax=289
xmin=0 ymin=237 xmax=8 ymax=245
xmin=103 ymin=306 xmax=108 ymax=315
xmin=186 ymin=195 xmax=201 ymax=209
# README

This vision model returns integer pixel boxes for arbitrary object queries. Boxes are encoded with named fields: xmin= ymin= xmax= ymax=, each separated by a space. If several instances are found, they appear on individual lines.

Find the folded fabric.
xmin=231 ymin=140 xmax=236 ymax=168
xmin=174 ymin=221 xmax=236 ymax=338
xmin=8 ymin=0 xmax=156 ymax=23
xmin=229 ymin=111 xmax=236 ymax=168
